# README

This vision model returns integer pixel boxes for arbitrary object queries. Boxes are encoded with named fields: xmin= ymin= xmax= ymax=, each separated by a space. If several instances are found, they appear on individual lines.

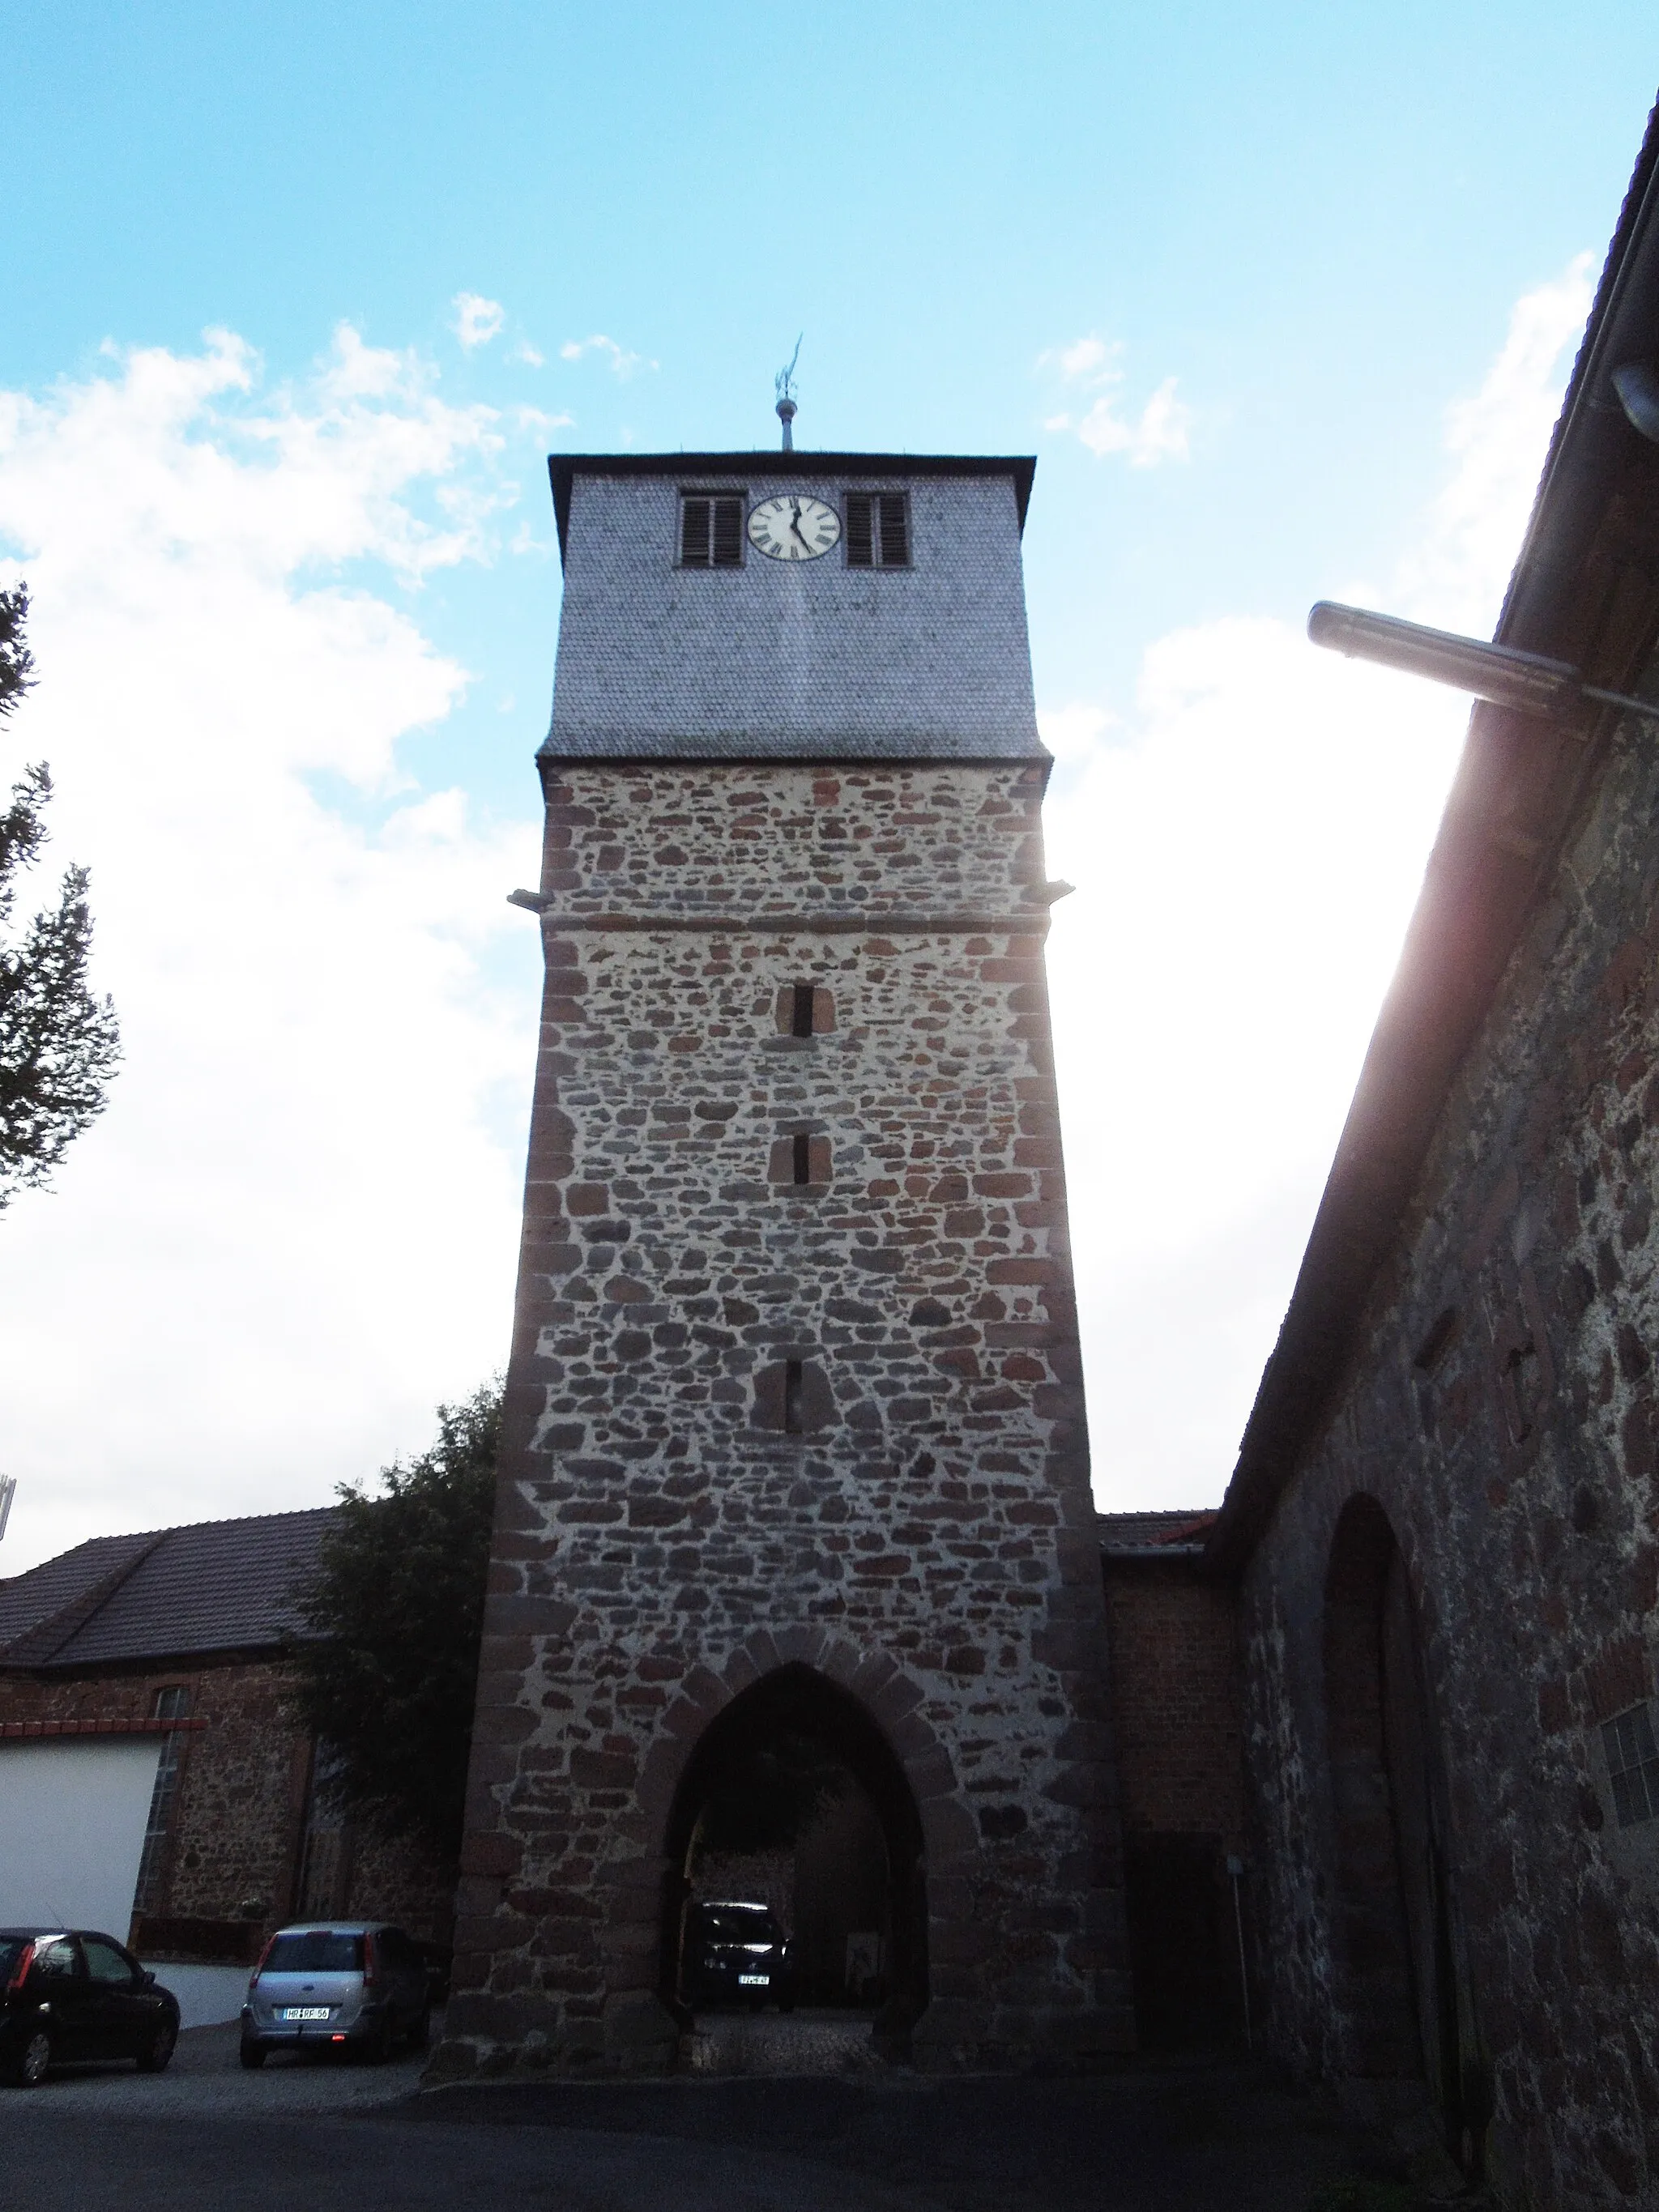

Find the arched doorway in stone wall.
xmin=1323 ymin=1495 xmax=1482 ymax=2173
xmin=659 ymin=1664 xmax=928 ymax=2041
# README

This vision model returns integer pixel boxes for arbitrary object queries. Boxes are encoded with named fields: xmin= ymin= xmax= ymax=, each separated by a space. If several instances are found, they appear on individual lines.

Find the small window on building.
xmin=132 ymin=1686 xmax=192 ymax=1917
xmin=774 ymin=983 xmax=834 ymax=1036
xmin=844 ymin=491 xmax=910 ymax=569
xmin=680 ymin=492 xmax=744 ymax=568
xmin=752 ymin=1357 xmax=833 ymax=1434
xmin=767 ymin=1133 xmax=832 ymax=1186
xmin=1603 ymin=1703 xmax=1659 ymax=1826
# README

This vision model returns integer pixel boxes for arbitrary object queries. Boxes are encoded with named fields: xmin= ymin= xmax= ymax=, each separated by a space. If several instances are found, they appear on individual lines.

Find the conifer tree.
xmin=0 ymin=584 xmax=121 ymax=1208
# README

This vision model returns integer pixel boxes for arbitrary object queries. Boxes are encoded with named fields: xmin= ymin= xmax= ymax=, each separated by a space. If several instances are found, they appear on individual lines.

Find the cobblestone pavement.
xmin=4 ymin=2033 xmax=1414 ymax=2212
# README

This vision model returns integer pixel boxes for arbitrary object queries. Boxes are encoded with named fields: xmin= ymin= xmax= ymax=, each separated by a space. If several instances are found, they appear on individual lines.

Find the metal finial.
xmin=774 ymin=335 xmax=802 ymax=451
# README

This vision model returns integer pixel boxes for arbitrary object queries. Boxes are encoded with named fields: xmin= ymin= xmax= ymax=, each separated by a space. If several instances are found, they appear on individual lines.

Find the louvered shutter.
xmin=711 ymin=497 xmax=744 ymax=565
xmin=680 ymin=497 xmax=711 ymax=565
xmin=877 ymin=494 xmax=910 ymax=566
xmin=845 ymin=492 xmax=875 ymax=567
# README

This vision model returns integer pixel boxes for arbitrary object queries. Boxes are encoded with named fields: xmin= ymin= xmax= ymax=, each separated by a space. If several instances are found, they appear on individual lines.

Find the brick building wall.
xmin=441 ymin=752 xmax=1132 ymax=2077
xmin=1102 ymin=1553 xmax=1244 ymax=1846
xmin=0 ymin=1660 xmax=452 ymax=1953
xmin=1100 ymin=1532 xmax=1247 ymax=2046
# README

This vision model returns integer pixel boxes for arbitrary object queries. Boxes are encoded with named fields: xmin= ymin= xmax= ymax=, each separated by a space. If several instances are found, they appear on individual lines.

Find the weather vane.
xmin=774 ymin=335 xmax=802 ymax=450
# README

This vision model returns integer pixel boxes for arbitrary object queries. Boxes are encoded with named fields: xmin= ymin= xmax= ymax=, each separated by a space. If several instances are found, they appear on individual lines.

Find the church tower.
xmin=439 ymin=439 xmax=1132 ymax=2074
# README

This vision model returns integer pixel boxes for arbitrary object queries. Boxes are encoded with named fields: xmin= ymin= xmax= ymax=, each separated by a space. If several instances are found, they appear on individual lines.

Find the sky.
xmin=0 ymin=4 xmax=1655 ymax=1570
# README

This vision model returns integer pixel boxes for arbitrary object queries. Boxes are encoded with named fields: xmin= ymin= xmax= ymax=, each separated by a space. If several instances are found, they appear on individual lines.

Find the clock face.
xmin=748 ymin=494 xmax=842 ymax=562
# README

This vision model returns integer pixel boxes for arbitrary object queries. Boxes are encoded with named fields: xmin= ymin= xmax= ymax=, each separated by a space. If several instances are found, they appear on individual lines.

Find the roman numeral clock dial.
xmin=748 ymin=494 xmax=842 ymax=561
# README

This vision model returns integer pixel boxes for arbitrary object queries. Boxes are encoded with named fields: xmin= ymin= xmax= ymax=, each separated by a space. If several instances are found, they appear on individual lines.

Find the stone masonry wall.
xmin=442 ymin=759 xmax=1131 ymax=2076
xmin=1239 ymin=707 xmax=1659 ymax=2206
xmin=0 ymin=1662 xmax=451 ymax=1950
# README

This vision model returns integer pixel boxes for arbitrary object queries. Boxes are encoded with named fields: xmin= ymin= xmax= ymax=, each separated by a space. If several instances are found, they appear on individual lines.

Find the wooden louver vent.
xmin=680 ymin=493 xmax=744 ymax=567
xmin=844 ymin=491 xmax=910 ymax=568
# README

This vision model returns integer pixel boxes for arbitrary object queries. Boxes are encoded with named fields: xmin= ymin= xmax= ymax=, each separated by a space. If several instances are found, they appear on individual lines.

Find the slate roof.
xmin=1097 ymin=1510 xmax=1218 ymax=1559
xmin=542 ymin=454 xmax=1047 ymax=765
xmin=0 ymin=1508 xmax=337 ymax=1670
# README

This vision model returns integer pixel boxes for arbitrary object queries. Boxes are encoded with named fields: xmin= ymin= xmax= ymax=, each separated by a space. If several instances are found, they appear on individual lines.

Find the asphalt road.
xmin=2 ymin=2022 xmax=1410 ymax=2212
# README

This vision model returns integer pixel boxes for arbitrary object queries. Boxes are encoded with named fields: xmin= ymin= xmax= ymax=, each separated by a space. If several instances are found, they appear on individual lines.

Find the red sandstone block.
xmin=459 ymin=1833 xmax=522 ymax=1879
xmin=986 ymin=1257 xmax=1056 ymax=1285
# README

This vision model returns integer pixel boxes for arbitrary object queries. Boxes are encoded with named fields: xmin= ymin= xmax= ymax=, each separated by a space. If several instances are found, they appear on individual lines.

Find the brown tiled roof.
xmin=0 ymin=1508 xmax=338 ymax=1670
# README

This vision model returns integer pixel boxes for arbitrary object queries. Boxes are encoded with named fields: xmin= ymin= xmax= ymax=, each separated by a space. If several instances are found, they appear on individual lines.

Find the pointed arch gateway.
xmin=658 ymin=1663 xmax=930 ymax=2039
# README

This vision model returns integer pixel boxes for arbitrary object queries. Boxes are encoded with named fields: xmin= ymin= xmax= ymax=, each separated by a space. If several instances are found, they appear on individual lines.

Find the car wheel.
xmin=136 ymin=2018 xmax=177 ymax=2073
xmin=357 ymin=2013 xmax=393 ymax=2065
xmin=407 ymin=2003 xmax=431 ymax=2052
xmin=238 ymin=2038 xmax=268 ymax=2069
xmin=12 ymin=2031 xmax=51 ymax=2087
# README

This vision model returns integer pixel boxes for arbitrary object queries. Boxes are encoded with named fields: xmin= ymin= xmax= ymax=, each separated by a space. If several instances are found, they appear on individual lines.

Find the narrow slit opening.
xmin=791 ymin=983 xmax=816 ymax=1038
xmin=783 ymin=1359 xmax=805 ymax=1434
xmin=792 ymin=1133 xmax=812 ymax=1185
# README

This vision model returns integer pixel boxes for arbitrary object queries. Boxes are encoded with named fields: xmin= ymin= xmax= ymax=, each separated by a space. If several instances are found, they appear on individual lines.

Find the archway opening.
xmin=659 ymin=1664 xmax=928 ymax=2036
xmin=1323 ymin=1495 xmax=1476 ymax=2167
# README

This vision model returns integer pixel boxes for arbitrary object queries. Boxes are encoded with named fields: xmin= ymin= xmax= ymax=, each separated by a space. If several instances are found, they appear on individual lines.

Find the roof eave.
xmin=546 ymin=451 xmax=1038 ymax=567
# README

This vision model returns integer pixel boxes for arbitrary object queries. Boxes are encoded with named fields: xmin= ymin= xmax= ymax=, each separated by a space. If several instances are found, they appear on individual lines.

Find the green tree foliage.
xmin=0 ymin=583 xmax=121 ymax=1209
xmin=288 ymin=1382 xmax=501 ymax=1860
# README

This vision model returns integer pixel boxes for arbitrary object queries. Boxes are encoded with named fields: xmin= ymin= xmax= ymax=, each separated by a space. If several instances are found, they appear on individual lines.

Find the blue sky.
xmin=10 ymin=3 xmax=1654 ymax=790
xmin=0 ymin=6 xmax=1656 ymax=1564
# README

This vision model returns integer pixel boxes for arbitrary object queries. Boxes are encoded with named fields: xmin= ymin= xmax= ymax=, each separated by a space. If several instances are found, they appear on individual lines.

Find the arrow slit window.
xmin=680 ymin=492 xmax=745 ymax=568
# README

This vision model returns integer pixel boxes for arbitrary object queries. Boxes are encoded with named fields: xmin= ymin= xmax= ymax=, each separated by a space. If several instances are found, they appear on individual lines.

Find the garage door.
xmin=0 ymin=1737 xmax=163 ymax=1937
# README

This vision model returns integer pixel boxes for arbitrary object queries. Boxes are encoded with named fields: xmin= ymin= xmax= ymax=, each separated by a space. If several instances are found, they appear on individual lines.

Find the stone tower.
xmin=439 ymin=448 xmax=1132 ymax=2076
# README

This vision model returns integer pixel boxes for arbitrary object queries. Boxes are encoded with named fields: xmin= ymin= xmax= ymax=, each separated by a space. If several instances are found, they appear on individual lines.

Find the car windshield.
xmin=263 ymin=1932 xmax=364 ymax=1973
xmin=702 ymin=1908 xmax=777 ymax=1944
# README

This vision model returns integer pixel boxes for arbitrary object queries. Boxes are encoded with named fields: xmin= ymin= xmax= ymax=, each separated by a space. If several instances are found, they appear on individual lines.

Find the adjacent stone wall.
xmin=0 ymin=1660 xmax=452 ymax=1950
xmin=1239 ymin=709 xmax=1659 ymax=2206
xmin=441 ymin=758 xmax=1132 ymax=2077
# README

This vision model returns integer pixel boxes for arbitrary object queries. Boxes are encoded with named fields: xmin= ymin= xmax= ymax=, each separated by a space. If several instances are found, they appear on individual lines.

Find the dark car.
xmin=0 ymin=1929 xmax=180 ymax=2086
xmin=241 ymin=1922 xmax=431 ymax=2065
xmin=683 ymin=1899 xmax=794 ymax=2011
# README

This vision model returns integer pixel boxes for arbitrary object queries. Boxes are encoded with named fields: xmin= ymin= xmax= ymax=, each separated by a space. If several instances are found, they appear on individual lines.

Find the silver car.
xmin=239 ymin=1922 xmax=430 ymax=2066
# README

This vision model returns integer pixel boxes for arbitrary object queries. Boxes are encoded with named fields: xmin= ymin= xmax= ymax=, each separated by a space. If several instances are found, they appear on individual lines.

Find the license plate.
xmin=737 ymin=1974 xmax=769 ymax=1986
xmin=282 ymin=2006 xmax=332 ymax=2021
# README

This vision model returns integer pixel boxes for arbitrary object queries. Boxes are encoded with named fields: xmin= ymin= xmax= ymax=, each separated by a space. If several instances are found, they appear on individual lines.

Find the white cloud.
xmin=1040 ymin=263 xmax=1593 ymax=1511
xmin=0 ymin=330 xmax=541 ymax=1570
xmin=510 ymin=339 xmax=546 ymax=368
xmin=559 ymin=333 xmax=655 ymax=378
xmin=450 ymin=292 xmax=506 ymax=351
xmin=1394 ymin=253 xmax=1595 ymax=633
xmin=1040 ymin=334 xmax=1192 ymax=467
xmin=1037 ymin=701 xmax=1116 ymax=763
